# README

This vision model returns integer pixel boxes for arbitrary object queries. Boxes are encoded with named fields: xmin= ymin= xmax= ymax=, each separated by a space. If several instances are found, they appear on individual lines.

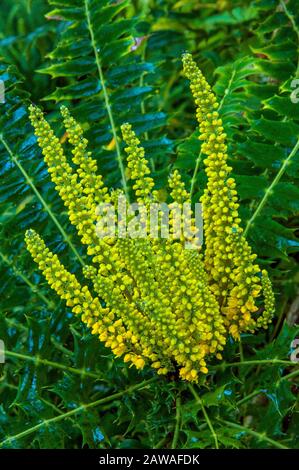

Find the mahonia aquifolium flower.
xmin=25 ymin=55 xmax=274 ymax=383
xmin=182 ymin=53 xmax=275 ymax=339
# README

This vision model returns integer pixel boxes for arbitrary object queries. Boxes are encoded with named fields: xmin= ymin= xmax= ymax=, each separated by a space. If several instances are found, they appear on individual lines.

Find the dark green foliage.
xmin=0 ymin=0 xmax=58 ymax=100
xmin=0 ymin=0 xmax=298 ymax=450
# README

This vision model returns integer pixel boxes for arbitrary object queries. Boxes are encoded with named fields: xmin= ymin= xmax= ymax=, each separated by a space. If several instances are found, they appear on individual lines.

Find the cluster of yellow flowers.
xmin=25 ymin=55 xmax=274 ymax=382
xmin=182 ymin=53 xmax=274 ymax=338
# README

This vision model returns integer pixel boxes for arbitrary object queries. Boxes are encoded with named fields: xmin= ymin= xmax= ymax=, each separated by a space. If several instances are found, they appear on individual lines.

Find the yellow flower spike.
xmin=25 ymin=229 xmax=128 ymax=358
xmin=256 ymin=270 xmax=276 ymax=329
xmin=182 ymin=53 xmax=274 ymax=335
xmin=168 ymin=169 xmax=190 ymax=204
xmin=168 ymin=169 xmax=200 ymax=247
xmin=29 ymin=105 xmax=100 ymax=246
xmin=60 ymin=106 xmax=110 ymax=206
xmin=121 ymin=123 xmax=154 ymax=203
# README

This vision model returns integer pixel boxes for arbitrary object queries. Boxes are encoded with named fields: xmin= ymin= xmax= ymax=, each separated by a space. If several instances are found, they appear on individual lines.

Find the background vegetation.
xmin=0 ymin=0 xmax=298 ymax=449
